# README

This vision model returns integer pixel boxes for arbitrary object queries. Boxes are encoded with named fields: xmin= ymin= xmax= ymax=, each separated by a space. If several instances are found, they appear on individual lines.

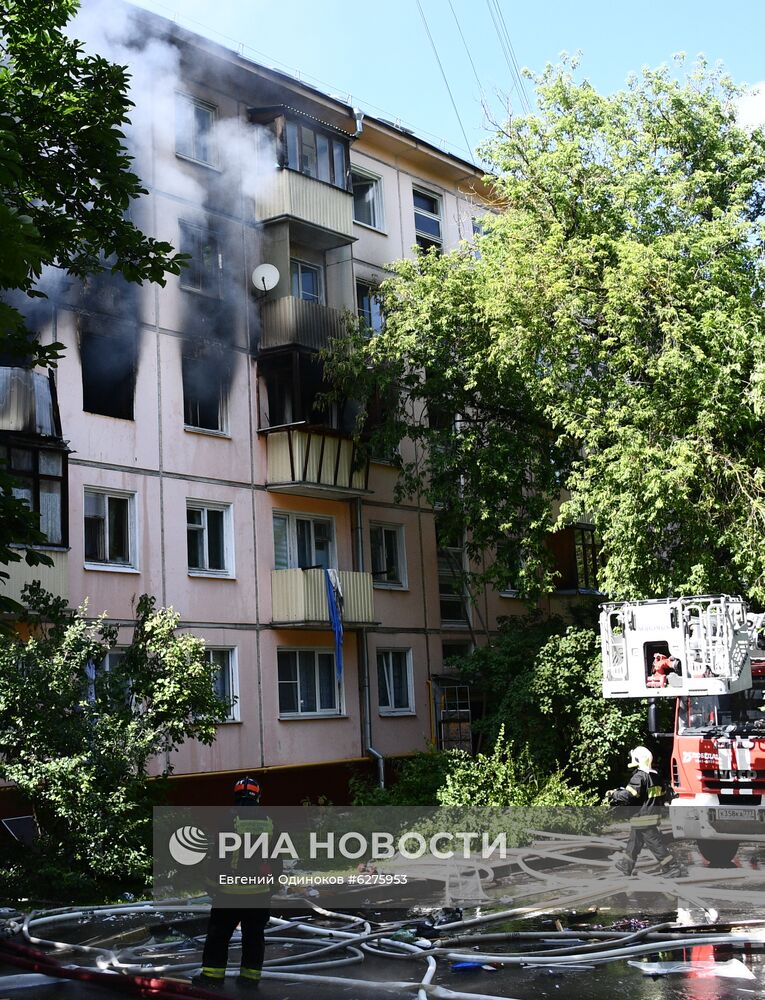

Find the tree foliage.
xmin=0 ymin=586 xmax=228 ymax=894
xmin=328 ymin=59 xmax=765 ymax=602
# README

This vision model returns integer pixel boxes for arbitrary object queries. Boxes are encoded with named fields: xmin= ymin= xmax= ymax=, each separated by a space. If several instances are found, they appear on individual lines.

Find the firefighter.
xmin=607 ymin=746 xmax=685 ymax=877
xmin=193 ymin=775 xmax=281 ymax=992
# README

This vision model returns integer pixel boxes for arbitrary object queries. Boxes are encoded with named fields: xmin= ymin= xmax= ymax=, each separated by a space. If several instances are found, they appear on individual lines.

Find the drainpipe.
xmin=353 ymin=108 xmax=365 ymax=138
xmin=352 ymin=496 xmax=384 ymax=788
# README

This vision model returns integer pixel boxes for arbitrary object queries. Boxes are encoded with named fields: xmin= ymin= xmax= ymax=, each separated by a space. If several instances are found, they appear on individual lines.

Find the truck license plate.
xmin=714 ymin=808 xmax=763 ymax=822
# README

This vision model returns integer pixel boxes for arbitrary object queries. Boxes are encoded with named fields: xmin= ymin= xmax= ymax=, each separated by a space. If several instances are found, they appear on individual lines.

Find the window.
xmin=290 ymin=259 xmax=324 ymax=304
xmin=1 ymin=443 xmax=67 ymax=546
xmin=370 ymin=523 xmax=406 ymax=588
xmin=284 ymin=120 xmax=348 ymax=189
xmin=413 ymin=188 xmax=442 ymax=252
xmin=575 ymin=525 xmax=601 ymax=592
xmin=351 ymin=169 xmax=383 ymax=229
xmin=80 ymin=326 xmax=137 ymax=419
xmin=84 ymin=489 xmax=135 ymax=567
xmin=377 ymin=649 xmax=414 ymax=714
xmin=175 ymin=93 xmax=217 ymax=166
xmin=208 ymin=648 xmax=239 ymax=722
xmin=92 ymin=649 xmax=132 ymax=708
xmin=273 ymin=512 xmax=334 ymax=570
xmin=436 ymin=520 xmax=469 ymax=625
xmin=278 ymin=649 xmax=340 ymax=716
xmin=182 ymin=353 xmax=227 ymax=432
xmin=187 ymin=502 xmax=232 ymax=575
xmin=179 ymin=222 xmax=221 ymax=296
xmin=356 ymin=280 xmax=383 ymax=334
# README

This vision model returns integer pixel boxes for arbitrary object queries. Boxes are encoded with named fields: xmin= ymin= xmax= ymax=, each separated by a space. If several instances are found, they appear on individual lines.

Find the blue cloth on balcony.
xmin=324 ymin=569 xmax=344 ymax=681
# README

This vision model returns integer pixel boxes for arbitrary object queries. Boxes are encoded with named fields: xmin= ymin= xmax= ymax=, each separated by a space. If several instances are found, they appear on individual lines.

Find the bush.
xmin=454 ymin=615 xmax=646 ymax=792
xmin=349 ymin=747 xmax=455 ymax=806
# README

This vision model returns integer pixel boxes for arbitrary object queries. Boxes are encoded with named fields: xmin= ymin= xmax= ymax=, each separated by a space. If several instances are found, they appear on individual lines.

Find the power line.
xmin=415 ymin=0 xmax=476 ymax=164
xmin=447 ymin=0 xmax=486 ymax=101
xmin=484 ymin=0 xmax=532 ymax=115
xmin=493 ymin=0 xmax=533 ymax=114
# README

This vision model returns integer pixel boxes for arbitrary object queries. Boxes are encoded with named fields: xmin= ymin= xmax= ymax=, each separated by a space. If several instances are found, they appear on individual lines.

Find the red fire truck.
xmin=600 ymin=595 xmax=765 ymax=864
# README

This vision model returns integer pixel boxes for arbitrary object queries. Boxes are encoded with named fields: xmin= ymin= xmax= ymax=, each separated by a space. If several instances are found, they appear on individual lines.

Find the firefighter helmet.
xmin=628 ymin=746 xmax=656 ymax=773
xmin=234 ymin=775 xmax=262 ymax=804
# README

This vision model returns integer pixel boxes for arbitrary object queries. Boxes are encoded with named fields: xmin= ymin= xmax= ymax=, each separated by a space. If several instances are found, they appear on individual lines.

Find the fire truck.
xmin=600 ymin=595 xmax=765 ymax=865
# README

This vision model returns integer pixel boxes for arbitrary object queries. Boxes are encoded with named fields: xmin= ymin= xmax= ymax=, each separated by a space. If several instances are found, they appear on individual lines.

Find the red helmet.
xmin=234 ymin=775 xmax=262 ymax=804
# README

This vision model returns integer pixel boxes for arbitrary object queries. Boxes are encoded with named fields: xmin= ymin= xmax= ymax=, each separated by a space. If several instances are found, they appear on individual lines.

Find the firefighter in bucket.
xmin=607 ymin=746 xmax=686 ymax=877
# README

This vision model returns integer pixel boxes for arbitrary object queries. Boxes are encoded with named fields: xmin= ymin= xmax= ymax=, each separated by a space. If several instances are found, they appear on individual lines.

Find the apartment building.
xmin=0 ymin=6 xmax=599 ymax=804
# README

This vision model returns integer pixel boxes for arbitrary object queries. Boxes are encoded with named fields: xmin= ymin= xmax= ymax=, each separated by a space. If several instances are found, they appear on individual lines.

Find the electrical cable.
xmin=484 ymin=0 xmax=531 ymax=116
xmin=447 ymin=0 xmax=486 ymax=101
xmin=415 ymin=0 xmax=476 ymax=164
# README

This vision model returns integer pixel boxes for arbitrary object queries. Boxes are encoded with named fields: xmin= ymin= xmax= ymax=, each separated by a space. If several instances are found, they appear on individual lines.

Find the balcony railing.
xmin=258 ymin=168 xmax=354 ymax=243
xmin=263 ymin=426 xmax=369 ymax=497
xmin=260 ymin=296 xmax=346 ymax=353
xmin=271 ymin=568 xmax=375 ymax=626
xmin=2 ymin=550 xmax=68 ymax=606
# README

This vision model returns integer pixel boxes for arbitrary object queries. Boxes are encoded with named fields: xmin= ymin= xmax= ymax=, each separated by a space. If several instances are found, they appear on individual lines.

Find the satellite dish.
xmin=251 ymin=263 xmax=280 ymax=293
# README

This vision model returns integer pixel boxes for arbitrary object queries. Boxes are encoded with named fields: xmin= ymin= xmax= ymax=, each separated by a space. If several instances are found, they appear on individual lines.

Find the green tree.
xmin=0 ymin=0 xmax=185 ymax=594
xmin=0 ymin=586 xmax=228 ymax=897
xmin=328 ymin=59 xmax=765 ymax=602
xmin=452 ymin=615 xmax=645 ymax=791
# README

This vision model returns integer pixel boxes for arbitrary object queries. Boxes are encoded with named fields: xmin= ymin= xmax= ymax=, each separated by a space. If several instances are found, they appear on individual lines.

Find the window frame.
xmin=369 ymin=522 xmax=407 ymax=589
xmin=83 ymin=487 xmax=137 ymax=572
xmin=272 ymin=511 xmax=336 ymax=571
xmin=283 ymin=118 xmax=349 ymax=190
xmin=436 ymin=521 xmax=470 ymax=627
xmin=175 ymin=92 xmax=218 ymax=168
xmin=1 ymin=441 xmax=68 ymax=548
xmin=277 ymin=647 xmax=343 ymax=718
xmin=413 ymin=186 xmax=443 ymax=252
xmin=355 ymin=279 xmax=384 ymax=335
xmin=377 ymin=648 xmax=415 ymax=716
xmin=182 ymin=353 xmax=229 ymax=435
xmin=207 ymin=647 xmax=240 ymax=723
xmin=186 ymin=500 xmax=234 ymax=578
xmin=574 ymin=524 xmax=602 ymax=593
xmin=351 ymin=167 xmax=384 ymax=230
xmin=290 ymin=258 xmax=325 ymax=305
xmin=178 ymin=221 xmax=221 ymax=297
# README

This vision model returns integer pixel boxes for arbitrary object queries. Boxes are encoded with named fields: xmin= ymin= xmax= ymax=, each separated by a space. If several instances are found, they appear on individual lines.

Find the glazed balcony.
xmin=263 ymin=425 xmax=369 ymax=498
xmin=259 ymin=168 xmax=354 ymax=247
xmin=271 ymin=568 xmax=375 ymax=627
xmin=259 ymin=296 xmax=346 ymax=353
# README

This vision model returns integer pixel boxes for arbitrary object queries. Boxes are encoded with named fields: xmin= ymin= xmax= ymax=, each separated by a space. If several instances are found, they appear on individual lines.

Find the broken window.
xmin=259 ymin=351 xmax=351 ymax=431
xmin=80 ymin=327 xmax=137 ymax=420
xmin=175 ymin=93 xmax=217 ymax=166
xmin=182 ymin=353 xmax=227 ymax=432
xmin=179 ymin=222 xmax=221 ymax=296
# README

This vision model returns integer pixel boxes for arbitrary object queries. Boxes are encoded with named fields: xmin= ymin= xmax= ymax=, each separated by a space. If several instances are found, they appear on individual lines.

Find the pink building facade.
xmin=1 ymin=7 xmax=598 ymax=803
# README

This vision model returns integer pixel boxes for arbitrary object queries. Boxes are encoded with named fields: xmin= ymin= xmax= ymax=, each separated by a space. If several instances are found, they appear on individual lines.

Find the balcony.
xmin=271 ymin=568 xmax=375 ymax=626
xmin=260 ymin=296 xmax=346 ymax=353
xmin=2 ymin=550 xmax=68 ymax=607
xmin=263 ymin=426 xmax=369 ymax=497
xmin=258 ymin=168 xmax=354 ymax=247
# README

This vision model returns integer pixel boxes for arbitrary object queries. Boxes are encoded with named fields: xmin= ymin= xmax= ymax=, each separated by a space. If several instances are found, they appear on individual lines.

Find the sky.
xmin=123 ymin=0 xmax=765 ymax=163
